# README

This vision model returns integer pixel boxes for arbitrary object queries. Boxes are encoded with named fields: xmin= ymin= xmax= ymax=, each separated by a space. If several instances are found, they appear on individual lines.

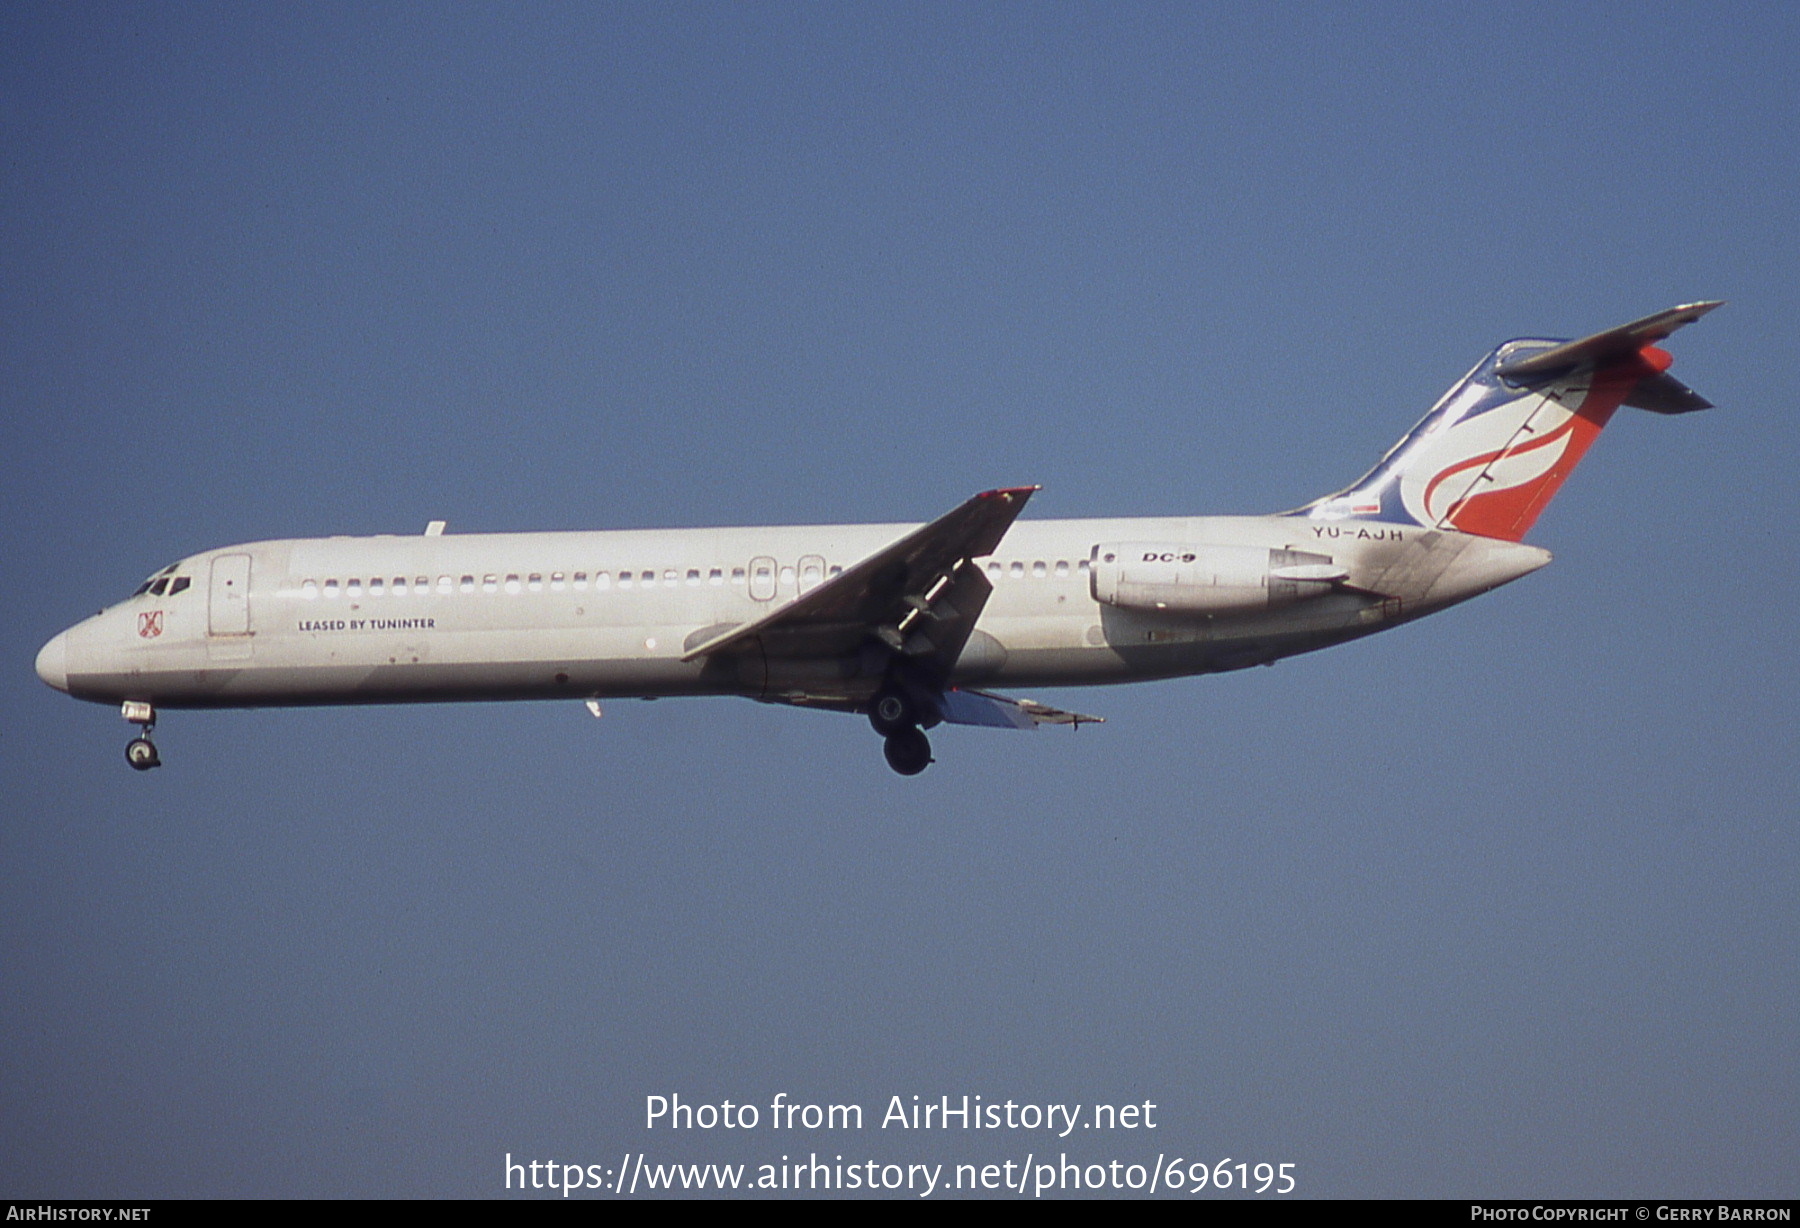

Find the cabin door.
xmin=208 ymin=554 xmax=253 ymax=636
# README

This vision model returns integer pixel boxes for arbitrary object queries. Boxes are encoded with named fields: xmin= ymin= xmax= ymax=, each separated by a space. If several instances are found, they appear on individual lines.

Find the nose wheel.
xmin=121 ymin=701 xmax=161 ymax=771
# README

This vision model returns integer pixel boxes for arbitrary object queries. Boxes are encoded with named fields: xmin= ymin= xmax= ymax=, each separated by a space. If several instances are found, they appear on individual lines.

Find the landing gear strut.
xmin=122 ymin=700 xmax=161 ymax=771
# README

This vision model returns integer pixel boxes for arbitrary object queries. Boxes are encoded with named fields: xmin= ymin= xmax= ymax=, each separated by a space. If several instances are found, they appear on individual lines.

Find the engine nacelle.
xmin=1090 ymin=543 xmax=1345 ymax=613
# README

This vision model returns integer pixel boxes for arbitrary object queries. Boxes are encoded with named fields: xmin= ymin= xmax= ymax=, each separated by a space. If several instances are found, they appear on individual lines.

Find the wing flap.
xmin=938 ymin=687 xmax=1105 ymax=730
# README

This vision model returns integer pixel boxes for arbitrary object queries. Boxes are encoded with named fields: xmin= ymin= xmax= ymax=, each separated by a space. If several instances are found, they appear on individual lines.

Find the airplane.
xmin=35 ymin=302 xmax=1720 ymax=776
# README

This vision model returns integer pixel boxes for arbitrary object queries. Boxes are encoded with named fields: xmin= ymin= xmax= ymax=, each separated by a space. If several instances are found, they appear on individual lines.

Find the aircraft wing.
xmin=679 ymin=487 xmax=1037 ymax=665
xmin=938 ymin=687 xmax=1104 ymax=730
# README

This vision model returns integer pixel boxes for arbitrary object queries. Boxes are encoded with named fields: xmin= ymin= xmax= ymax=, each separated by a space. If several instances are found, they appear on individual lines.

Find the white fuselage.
xmin=37 ymin=514 xmax=1549 ymax=712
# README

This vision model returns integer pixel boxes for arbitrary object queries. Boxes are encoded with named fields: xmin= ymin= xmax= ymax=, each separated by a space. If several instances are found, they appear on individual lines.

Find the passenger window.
xmin=550 ymin=572 xmax=564 ymax=592
xmin=1009 ymin=562 xmax=1024 ymax=579
xmin=302 ymin=580 xmax=318 ymax=600
xmin=370 ymin=577 xmax=384 ymax=596
xmin=348 ymin=579 xmax=364 ymax=599
xmin=829 ymin=565 xmax=842 ymax=578
xmin=686 ymin=569 xmax=700 ymax=585
xmin=392 ymin=577 xmax=407 ymax=596
xmin=572 ymin=572 xmax=586 ymax=590
xmin=1032 ymin=561 xmax=1047 ymax=579
xmin=779 ymin=565 xmax=795 ymax=587
xmin=325 ymin=579 xmax=341 ymax=598
xmin=618 ymin=571 xmax=633 ymax=589
xmin=1078 ymin=558 xmax=1091 ymax=573
xmin=505 ymin=574 xmax=521 ymax=594
xmin=1055 ymin=560 xmax=1069 ymax=578
xmin=459 ymin=575 xmax=474 ymax=594
xmin=438 ymin=576 xmax=453 ymax=594
xmin=708 ymin=568 xmax=723 ymax=586
xmin=416 ymin=576 xmax=429 ymax=592
xmin=731 ymin=567 xmax=746 ymax=585
xmin=595 ymin=571 xmax=611 ymax=590
xmin=987 ymin=562 xmax=1002 ymax=578
xmin=483 ymin=575 xmax=498 ymax=594
xmin=528 ymin=573 xmax=543 ymax=592
xmin=749 ymin=558 xmax=776 ymax=601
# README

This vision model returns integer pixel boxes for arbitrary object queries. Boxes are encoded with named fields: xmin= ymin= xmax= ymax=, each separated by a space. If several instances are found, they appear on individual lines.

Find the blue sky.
xmin=3 ymin=2 xmax=1795 ymax=1197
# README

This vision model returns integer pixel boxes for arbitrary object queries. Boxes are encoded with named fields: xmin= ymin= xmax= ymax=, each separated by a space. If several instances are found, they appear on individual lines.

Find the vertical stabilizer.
xmin=1297 ymin=303 xmax=1720 ymax=542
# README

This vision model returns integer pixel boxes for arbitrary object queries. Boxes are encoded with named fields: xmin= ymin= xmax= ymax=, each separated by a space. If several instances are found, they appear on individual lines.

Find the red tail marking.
xmin=1442 ymin=356 xmax=1657 ymax=541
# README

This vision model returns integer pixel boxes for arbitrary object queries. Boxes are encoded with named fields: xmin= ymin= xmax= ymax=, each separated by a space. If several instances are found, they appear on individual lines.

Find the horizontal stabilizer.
xmin=937 ymin=687 xmax=1104 ymax=731
xmin=1494 ymin=301 xmax=1722 ymax=384
xmin=1623 ymin=371 xmax=1712 ymax=414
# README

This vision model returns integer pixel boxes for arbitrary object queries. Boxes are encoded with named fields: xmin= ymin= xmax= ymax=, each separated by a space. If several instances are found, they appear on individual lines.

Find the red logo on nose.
xmin=138 ymin=611 xmax=163 ymax=638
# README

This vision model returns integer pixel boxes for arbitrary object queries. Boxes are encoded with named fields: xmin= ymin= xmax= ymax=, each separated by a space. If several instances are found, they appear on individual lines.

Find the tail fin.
xmin=1298 ymin=302 xmax=1722 ymax=542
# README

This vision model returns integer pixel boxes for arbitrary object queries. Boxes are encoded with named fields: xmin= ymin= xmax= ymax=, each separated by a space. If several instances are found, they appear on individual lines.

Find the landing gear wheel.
xmin=868 ymin=688 xmax=918 ymax=737
xmin=125 ymin=737 xmax=161 ymax=771
xmin=882 ymin=726 xmax=932 ymax=776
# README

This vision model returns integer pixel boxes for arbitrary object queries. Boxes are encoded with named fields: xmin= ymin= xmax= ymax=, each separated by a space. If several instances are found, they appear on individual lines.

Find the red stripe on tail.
xmin=1441 ymin=352 xmax=1659 ymax=541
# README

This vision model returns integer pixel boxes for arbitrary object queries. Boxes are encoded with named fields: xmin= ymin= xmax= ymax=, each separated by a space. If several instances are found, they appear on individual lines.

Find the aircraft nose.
xmin=35 ymin=630 xmax=69 ymax=693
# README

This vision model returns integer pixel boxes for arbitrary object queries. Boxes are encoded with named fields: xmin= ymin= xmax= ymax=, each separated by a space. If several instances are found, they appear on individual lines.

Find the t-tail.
xmin=1297 ymin=302 xmax=1722 ymax=542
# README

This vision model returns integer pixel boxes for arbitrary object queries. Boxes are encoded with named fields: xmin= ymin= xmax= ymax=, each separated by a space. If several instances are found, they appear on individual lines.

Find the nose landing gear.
xmin=121 ymin=700 xmax=161 ymax=771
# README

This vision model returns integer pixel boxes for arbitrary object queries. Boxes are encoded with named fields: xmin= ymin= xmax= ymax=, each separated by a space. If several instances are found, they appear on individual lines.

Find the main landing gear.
xmin=122 ymin=700 xmax=161 ymax=771
xmin=869 ymin=686 xmax=935 ymax=776
xmin=882 ymin=726 xmax=932 ymax=776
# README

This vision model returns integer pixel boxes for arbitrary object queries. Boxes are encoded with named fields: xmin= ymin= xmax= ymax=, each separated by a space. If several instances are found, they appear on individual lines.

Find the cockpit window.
xmin=133 ymin=568 xmax=191 ymax=598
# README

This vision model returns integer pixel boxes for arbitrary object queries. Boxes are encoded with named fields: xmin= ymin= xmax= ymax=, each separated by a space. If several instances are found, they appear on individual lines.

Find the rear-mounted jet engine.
xmin=1089 ymin=544 xmax=1348 ymax=613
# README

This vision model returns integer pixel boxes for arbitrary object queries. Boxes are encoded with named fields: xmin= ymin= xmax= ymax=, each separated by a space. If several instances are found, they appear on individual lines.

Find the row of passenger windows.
xmin=294 ymin=558 xmax=1089 ymax=599
xmin=991 ymin=559 xmax=1087 ymax=580
xmin=301 ymin=567 xmax=769 ymax=598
